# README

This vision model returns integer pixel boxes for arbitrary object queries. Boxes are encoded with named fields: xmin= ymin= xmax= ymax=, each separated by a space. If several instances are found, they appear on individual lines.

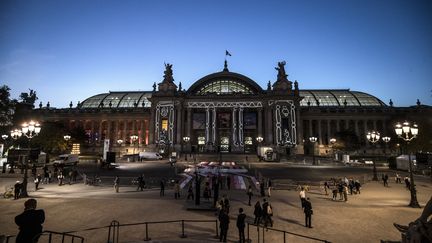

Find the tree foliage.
xmin=19 ymin=89 xmax=38 ymax=107
xmin=30 ymin=121 xmax=68 ymax=155
xmin=0 ymin=85 xmax=16 ymax=128
xmin=332 ymin=130 xmax=361 ymax=151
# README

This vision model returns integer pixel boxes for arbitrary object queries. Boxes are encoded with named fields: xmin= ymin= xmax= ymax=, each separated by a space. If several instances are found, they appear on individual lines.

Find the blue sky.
xmin=1 ymin=0 xmax=431 ymax=107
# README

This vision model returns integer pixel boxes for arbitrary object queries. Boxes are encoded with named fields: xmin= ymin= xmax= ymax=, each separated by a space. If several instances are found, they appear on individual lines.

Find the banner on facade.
xmin=103 ymin=139 xmax=110 ymax=161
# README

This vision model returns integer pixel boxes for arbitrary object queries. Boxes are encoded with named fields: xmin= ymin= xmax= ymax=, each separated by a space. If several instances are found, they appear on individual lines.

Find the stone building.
xmin=32 ymin=61 xmax=431 ymax=158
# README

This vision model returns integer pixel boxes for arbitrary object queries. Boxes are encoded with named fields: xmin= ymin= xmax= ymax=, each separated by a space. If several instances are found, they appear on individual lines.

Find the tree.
xmin=19 ymin=89 xmax=38 ymax=107
xmin=0 ymin=85 xmax=16 ymax=128
xmin=332 ymin=130 xmax=361 ymax=152
xmin=30 ymin=121 xmax=68 ymax=155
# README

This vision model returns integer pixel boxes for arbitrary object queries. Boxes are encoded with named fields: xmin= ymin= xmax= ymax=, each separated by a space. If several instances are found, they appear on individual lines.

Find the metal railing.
xmin=107 ymin=219 xmax=218 ymax=243
xmin=3 ymin=231 xmax=84 ymax=243
xmin=247 ymin=223 xmax=331 ymax=243
xmin=38 ymin=230 xmax=85 ymax=243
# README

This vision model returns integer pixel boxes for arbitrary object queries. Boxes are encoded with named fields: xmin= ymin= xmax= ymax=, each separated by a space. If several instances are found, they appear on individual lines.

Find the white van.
xmin=139 ymin=152 xmax=163 ymax=160
xmin=53 ymin=154 xmax=79 ymax=166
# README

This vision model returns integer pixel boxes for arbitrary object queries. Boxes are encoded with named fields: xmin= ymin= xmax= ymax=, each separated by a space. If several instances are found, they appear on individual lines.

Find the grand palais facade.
xmin=31 ymin=61 xmax=431 ymax=157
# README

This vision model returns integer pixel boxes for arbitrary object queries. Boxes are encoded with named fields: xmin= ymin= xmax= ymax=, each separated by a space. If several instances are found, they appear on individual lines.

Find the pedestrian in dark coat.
xmin=15 ymin=199 xmax=45 ymax=243
xmin=237 ymin=208 xmax=246 ymax=243
xmin=247 ymin=185 xmax=253 ymax=206
xmin=253 ymin=201 xmax=262 ymax=225
xmin=14 ymin=181 xmax=22 ymax=200
xmin=219 ymin=209 xmax=229 ymax=242
xmin=303 ymin=197 xmax=313 ymax=228
xmin=260 ymin=179 xmax=265 ymax=197
xmin=160 ymin=180 xmax=165 ymax=196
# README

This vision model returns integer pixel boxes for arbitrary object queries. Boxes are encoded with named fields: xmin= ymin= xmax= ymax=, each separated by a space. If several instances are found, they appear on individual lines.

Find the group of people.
xmin=324 ymin=177 xmax=362 ymax=202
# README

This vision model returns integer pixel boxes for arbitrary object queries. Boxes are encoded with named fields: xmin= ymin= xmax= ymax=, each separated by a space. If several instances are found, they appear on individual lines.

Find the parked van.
xmin=53 ymin=154 xmax=79 ymax=166
xmin=139 ymin=152 xmax=163 ymax=160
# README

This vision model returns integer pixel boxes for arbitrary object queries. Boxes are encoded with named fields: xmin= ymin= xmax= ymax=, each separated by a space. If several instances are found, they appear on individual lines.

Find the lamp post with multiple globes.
xmin=63 ymin=135 xmax=71 ymax=153
xmin=309 ymin=136 xmax=317 ymax=165
xmin=116 ymin=139 xmax=123 ymax=160
xmin=183 ymin=136 xmax=190 ymax=161
xmin=11 ymin=120 xmax=41 ymax=197
xmin=366 ymin=131 xmax=380 ymax=181
xmin=395 ymin=121 xmax=420 ymax=208
xmin=130 ymin=135 xmax=138 ymax=161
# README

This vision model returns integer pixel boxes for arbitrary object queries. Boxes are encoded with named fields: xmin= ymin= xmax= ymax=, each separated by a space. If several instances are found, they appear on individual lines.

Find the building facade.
xmin=32 ymin=61 xmax=431 ymax=157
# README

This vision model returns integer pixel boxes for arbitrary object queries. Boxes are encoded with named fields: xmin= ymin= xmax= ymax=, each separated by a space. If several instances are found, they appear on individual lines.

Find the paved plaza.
xmin=0 ymin=159 xmax=431 ymax=243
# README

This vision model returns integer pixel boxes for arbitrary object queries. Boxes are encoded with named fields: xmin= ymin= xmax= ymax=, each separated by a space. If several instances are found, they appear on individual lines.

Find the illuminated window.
xmin=161 ymin=119 xmax=168 ymax=130
xmin=196 ymin=80 xmax=254 ymax=94
xmin=198 ymin=137 xmax=206 ymax=145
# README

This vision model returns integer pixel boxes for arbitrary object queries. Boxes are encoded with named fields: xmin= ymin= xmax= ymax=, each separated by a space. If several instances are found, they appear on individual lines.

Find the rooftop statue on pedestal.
xmin=272 ymin=61 xmax=293 ymax=94
xmin=157 ymin=63 xmax=178 ymax=94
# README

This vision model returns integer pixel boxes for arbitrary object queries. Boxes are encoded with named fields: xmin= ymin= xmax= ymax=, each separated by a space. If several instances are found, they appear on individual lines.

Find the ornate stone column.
xmin=327 ymin=119 xmax=331 ymax=144
xmin=318 ymin=119 xmax=322 ymax=145
xmin=149 ymin=108 xmax=155 ymax=144
xmin=205 ymin=107 xmax=210 ymax=144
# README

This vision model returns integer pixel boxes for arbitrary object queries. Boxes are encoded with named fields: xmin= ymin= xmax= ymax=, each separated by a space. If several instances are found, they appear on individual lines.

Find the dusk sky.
xmin=1 ymin=0 xmax=431 ymax=108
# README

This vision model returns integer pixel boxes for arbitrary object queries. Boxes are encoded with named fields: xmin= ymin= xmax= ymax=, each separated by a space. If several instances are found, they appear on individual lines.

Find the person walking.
xmin=14 ymin=181 xmax=22 ymax=200
xmin=114 ymin=176 xmax=120 ymax=193
xmin=299 ymin=187 xmax=306 ymax=208
xmin=384 ymin=173 xmax=389 ymax=187
xmin=236 ymin=208 xmax=246 ymax=243
xmin=219 ymin=209 xmax=229 ymax=242
xmin=137 ymin=174 xmax=145 ymax=191
xmin=303 ymin=197 xmax=313 ymax=228
xmin=343 ymin=184 xmax=348 ymax=202
xmin=267 ymin=178 xmax=272 ymax=197
xmin=160 ymin=180 xmax=165 ymax=196
xmin=262 ymin=198 xmax=273 ymax=227
xmin=15 ymin=199 xmax=45 ymax=243
xmin=247 ymin=185 xmax=253 ymax=206
xmin=253 ymin=201 xmax=262 ymax=225
xmin=34 ymin=174 xmax=41 ymax=191
xmin=323 ymin=181 xmax=329 ymax=195
xmin=187 ymin=184 xmax=194 ymax=200
xmin=260 ymin=179 xmax=265 ymax=197
xmin=57 ymin=171 xmax=64 ymax=186
xmin=354 ymin=180 xmax=361 ymax=194
xmin=174 ymin=180 xmax=180 ymax=199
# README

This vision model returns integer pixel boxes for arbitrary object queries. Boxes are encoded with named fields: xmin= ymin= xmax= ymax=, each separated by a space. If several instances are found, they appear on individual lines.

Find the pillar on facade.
xmin=123 ymin=120 xmax=127 ymax=143
xmin=176 ymin=106 xmax=182 ymax=145
xmin=327 ymin=119 xmax=331 ymax=144
xmin=148 ymin=108 xmax=155 ymax=144
xmin=318 ymin=119 xmax=322 ymax=145
xmin=265 ymin=107 xmax=272 ymax=145
xmin=257 ymin=108 xmax=263 ymax=137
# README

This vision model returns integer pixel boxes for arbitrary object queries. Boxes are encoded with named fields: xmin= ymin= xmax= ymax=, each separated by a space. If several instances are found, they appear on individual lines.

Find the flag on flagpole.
xmin=225 ymin=50 xmax=232 ymax=56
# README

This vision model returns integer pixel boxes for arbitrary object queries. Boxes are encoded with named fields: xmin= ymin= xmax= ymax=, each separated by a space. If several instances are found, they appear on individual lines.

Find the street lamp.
xmin=64 ymin=135 xmax=71 ymax=153
xmin=183 ymin=136 xmax=190 ymax=161
xmin=395 ymin=121 xmax=420 ymax=208
xmin=1 ymin=134 xmax=8 ymax=140
xmin=116 ymin=139 xmax=123 ymax=159
xmin=130 ymin=135 xmax=138 ymax=158
xmin=366 ymin=131 xmax=380 ymax=181
xmin=21 ymin=121 xmax=41 ymax=138
xmin=11 ymin=129 xmax=22 ymax=140
xmin=309 ymin=136 xmax=317 ymax=165
xmin=256 ymin=136 xmax=263 ymax=161
xmin=329 ymin=138 xmax=336 ymax=160
xmin=12 ymin=120 xmax=42 ymax=197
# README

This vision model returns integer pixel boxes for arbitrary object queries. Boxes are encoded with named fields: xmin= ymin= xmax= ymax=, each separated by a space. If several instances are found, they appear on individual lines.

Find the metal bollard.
xmin=180 ymin=220 xmax=187 ymax=238
xmin=144 ymin=222 xmax=151 ymax=241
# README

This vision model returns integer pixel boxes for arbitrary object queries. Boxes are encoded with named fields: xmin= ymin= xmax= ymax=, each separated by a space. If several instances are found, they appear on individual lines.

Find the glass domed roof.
xmin=80 ymin=91 xmax=152 ymax=108
xmin=299 ymin=89 xmax=386 ymax=107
